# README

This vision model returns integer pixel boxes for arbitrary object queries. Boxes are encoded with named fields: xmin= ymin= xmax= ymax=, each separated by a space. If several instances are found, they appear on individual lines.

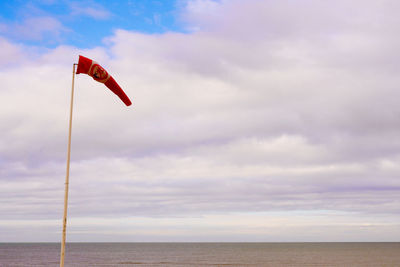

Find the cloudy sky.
xmin=1 ymin=0 xmax=400 ymax=242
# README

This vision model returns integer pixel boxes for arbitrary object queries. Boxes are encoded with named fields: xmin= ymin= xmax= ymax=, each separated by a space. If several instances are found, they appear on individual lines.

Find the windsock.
xmin=76 ymin=55 xmax=132 ymax=106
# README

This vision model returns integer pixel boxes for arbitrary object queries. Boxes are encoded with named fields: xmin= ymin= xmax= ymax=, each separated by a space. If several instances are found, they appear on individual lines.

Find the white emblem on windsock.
xmin=88 ymin=61 xmax=110 ymax=84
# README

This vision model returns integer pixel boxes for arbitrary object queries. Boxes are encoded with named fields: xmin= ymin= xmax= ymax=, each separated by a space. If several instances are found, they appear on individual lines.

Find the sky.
xmin=0 ymin=0 xmax=399 ymax=242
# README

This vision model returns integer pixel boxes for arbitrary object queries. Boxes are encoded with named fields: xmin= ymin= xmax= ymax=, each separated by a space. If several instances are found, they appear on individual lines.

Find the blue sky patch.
xmin=0 ymin=0 xmax=186 ymax=48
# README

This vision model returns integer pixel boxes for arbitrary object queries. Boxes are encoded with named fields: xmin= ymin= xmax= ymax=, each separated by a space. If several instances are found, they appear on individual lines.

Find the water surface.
xmin=1 ymin=242 xmax=399 ymax=266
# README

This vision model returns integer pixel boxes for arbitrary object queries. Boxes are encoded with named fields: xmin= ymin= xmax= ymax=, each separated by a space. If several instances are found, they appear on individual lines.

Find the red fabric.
xmin=76 ymin=55 xmax=132 ymax=106
xmin=76 ymin=55 xmax=92 ymax=74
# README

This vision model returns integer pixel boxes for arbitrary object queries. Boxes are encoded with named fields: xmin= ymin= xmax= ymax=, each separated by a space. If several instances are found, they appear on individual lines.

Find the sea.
xmin=0 ymin=242 xmax=399 ymax=266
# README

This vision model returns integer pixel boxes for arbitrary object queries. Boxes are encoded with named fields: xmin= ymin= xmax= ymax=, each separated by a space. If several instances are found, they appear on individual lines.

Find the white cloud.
xmin=69 ymin=2 xmax=111 ymax=20
xmin=0 ymin=16 xmax=66 ymax=42
xmin=0 ymin=38 xmax=25 ymax=67
xmin=1 ymin=0 xmax=400 ymax=241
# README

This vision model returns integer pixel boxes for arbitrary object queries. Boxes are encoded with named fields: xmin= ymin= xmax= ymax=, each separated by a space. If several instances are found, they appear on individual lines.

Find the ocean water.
xmin=0 ymin=242 xmax=399 ymax=266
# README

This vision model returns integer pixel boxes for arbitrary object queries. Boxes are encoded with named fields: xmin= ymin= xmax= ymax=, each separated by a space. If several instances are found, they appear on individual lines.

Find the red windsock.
xmin=76 ymin=55 xmax=132 ymax=106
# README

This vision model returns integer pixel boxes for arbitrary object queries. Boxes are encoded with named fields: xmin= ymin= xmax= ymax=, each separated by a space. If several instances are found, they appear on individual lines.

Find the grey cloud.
xmin=1 ymin=0 xmax=400 ymax=241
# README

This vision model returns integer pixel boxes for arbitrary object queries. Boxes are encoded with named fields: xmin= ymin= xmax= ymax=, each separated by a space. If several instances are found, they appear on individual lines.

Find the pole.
xmin=60 ymin=63 xmax=77 ymax=267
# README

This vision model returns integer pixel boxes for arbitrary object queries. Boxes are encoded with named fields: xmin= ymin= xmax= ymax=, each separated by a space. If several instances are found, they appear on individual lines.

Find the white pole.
xmin=60 ymin=63 xmax=77 ymax=267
